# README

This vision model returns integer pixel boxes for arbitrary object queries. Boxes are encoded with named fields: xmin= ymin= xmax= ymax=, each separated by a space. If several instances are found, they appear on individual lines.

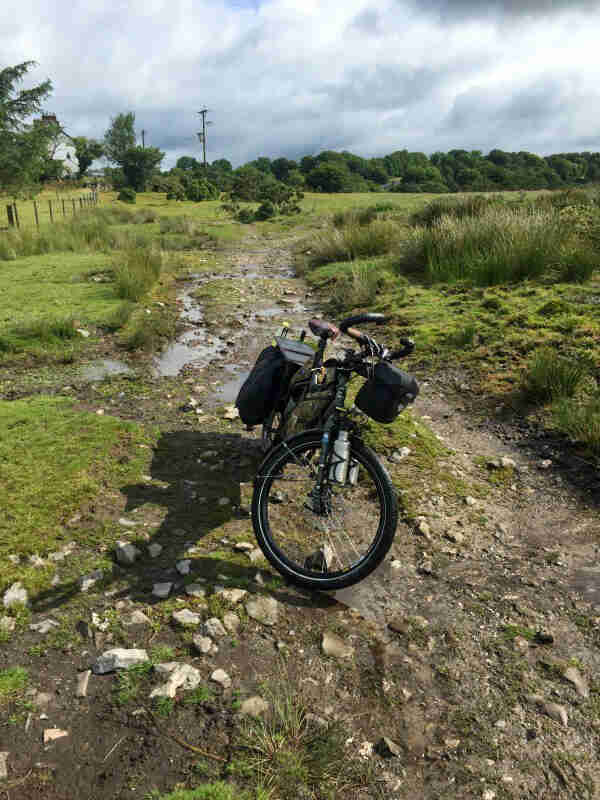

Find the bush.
xmin=411 ymin=194 xmax=505 ymax=227
xmin=521 ymin=348 xmax=591 ymax=404
xmin=255 ymin=200 xmax=276 ymax=221
xmin=236 ymin=208 xmax=255 ymax=224
xmin=118 ymin=187 xmax=137 ymax=204
xmin=553 ymin=393 xmax=600 ymax=454
xmin=309 ymin=220 xmax=400 ymax=266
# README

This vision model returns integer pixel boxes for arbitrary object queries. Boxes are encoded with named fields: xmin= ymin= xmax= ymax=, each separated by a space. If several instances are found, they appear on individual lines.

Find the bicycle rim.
xmin=253 ymin=434 xmax=393 ymax=588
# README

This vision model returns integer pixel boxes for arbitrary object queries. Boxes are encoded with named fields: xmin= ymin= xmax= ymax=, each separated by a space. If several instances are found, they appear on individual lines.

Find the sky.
xmin=3 ymin=0 xmax=600 ymax=169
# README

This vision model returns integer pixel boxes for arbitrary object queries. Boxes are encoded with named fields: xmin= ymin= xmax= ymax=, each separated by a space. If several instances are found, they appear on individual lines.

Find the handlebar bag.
xmin=235 ymin=345 xmax=286 ymax=426
xmin=355 ymin=362 xmax=419 ymax=423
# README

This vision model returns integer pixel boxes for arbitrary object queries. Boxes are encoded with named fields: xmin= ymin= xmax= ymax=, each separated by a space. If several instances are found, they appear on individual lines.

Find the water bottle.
xmin=329 ymin=430 xmax=350 ymax=484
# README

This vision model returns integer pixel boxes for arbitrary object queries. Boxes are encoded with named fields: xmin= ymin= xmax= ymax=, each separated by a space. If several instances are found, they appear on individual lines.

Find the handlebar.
xmin=307 ymin=316 xmax=413 ymax=362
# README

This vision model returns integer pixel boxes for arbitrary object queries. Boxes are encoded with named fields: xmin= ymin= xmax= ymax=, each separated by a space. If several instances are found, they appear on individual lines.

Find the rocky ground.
xmin=1 ymin=229 xmax=600 ymax=799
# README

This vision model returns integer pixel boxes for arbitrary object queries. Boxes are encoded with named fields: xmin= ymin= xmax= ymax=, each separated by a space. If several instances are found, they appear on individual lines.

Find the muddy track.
xmin=2 ymin=230 xmax=600 ymax=799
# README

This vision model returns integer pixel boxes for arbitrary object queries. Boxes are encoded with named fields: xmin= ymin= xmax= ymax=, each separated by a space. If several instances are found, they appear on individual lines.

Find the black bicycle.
xmin=243 ymin=313 xmax=418 ymax=591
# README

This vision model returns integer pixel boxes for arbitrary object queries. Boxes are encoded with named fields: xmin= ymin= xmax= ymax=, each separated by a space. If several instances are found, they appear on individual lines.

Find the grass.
xmin=0 ymin=396 xmax=151 ymax=599
xmin=0 ymin=666 xmax=29 ymax=704
xmin=114 ymin=245 xmax=163 ymax=301
xmin=149 ymin=783 xmax=253 ymax=800
xmin=521 ymin=348 xmax=592 ymax=404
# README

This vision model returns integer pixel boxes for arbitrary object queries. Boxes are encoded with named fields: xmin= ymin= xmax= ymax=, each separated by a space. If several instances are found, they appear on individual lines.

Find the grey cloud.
xmin=412 ymin=0 xmax=600 ymax=23
xmin=349 ymin=9 xmax=381 ymax=33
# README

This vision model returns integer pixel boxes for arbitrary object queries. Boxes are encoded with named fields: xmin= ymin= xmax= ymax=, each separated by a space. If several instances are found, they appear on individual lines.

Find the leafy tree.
xmin=271 ymin=157 xmax=297 ymax=182
xmin=0 ymin=61 xmax=54 ymax=193
xmin=121 ymin=145 xmax=164 ymax=191
xmin=211 ymin=158 xmax=232 ymax=172
xmin=72 ymin=136 xmax=104 ymax=177
xmin=104 ymin=111 xmax=136 ymax=166
xmin=306 ymin=162 xmax=353 ymax=192
xmin=176 ymin=155 xmax=199 ymax=171
xmin=185 ymin=178 xmax=218 ymax=201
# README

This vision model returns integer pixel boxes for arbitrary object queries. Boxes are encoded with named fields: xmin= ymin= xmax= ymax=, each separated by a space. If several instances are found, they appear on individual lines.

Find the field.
xmin=1 ymin=187 xmax=600 ymax=799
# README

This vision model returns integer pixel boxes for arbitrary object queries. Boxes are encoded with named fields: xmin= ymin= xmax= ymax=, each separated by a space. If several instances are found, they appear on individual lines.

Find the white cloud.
xmin=3 ymin=0 xmax=600 ymax=167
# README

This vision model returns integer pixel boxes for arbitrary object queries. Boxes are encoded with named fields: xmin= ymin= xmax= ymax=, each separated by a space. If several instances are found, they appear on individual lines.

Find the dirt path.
xmin=2 ymin=229 xmax=600 ymax=799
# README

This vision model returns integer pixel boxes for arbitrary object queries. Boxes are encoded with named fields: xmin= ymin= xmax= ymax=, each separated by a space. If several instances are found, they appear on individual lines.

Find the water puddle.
xmin=215 ymin=371 xmax=251 ymax=403
xmin=81 ymin=359 xmax=133 ymax=381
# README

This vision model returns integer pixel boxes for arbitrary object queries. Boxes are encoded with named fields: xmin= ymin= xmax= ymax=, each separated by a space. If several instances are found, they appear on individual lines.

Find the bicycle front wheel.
xmin=251 ymin=430 xmax=398 ymax=590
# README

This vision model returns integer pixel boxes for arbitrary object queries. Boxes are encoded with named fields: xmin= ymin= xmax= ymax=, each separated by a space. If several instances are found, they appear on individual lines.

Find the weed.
xmin=309 ymin=220 xmax=400 ymax=266
xmin=146 ymin=782 xmax=248 ymax=800
xmin=113 ymin=245 xmax=162 ymax=302
xmin=522 ymin=348 xmax=591 ymax=403
xmin=114 ymin=661 xmax=153 ymax=705
xmin=552 ymin=392 xmax=600 ymax=454
xmin=0 ymin=666 xmax=29 ymax=704
xmin=150 ymin=645 xmax=176 ymax=663
xmin=183 ymin=686 xmax=216 ymax=706
xmin=153 ymin=696 xmax=175 ymax=717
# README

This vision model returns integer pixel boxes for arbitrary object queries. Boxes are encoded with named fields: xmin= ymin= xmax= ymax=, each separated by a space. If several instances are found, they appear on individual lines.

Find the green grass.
xmin=149 ymin=783 xmax=250 ymax=800
xmin=521 ymin=348 xmax=592 ymax=404
xmin=0 ymin=396 xmax=151 ymax=597
xmin=0 ymin=666 xmax=29 ymax=704
xmin=114 ymin=245 xmax=163 ymax=301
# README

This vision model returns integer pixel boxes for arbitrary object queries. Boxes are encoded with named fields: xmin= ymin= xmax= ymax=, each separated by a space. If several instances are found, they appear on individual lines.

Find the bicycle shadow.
xmin=32 ymin=430 xmax=335 ymax=615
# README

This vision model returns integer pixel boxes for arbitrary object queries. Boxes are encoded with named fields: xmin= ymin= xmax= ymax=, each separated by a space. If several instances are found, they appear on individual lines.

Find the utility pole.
xmin=197 ymin=108 xmax=213 ymax=170
xmin=141 ymin=129 xmax=146 ymax=148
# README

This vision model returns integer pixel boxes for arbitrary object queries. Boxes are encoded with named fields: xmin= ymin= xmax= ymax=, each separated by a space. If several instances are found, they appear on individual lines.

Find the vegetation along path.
xmin=1 ymin=197 xmax=600 ymax=800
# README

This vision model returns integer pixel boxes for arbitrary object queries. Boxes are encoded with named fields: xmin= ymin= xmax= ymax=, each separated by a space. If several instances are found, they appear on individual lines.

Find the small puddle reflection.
xmin=81 ymin=359 xmax=133 ymax=381
xmin=215 ymin=371 xmax=250 ymax=403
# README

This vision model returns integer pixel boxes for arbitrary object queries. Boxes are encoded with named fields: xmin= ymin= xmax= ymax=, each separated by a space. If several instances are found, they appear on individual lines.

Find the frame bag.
xmin=235 ymin=346 xmax=286 ymax=426
xmin=355 ymin=362 xmax=419 ymax=424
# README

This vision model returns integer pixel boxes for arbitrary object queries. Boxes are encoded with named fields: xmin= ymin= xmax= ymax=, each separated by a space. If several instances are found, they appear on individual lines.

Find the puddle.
xmin=81 ymin=359 xmax=133 ymax=381
xmin=215 ymin=371 xmax=251 ymax=403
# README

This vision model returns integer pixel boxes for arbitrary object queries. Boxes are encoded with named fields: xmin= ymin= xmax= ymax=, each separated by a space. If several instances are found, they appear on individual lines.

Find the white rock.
xmin=150 ymin=664 xmax=202 ymax=699
xmin=7 ymin=555 xmax=20 ymax=565
xmin=76 ymin=329 xmax=90 ymax=338
xmin=216 ymin=588 xmax=247 ymax=604
xmin=0 ymin=751 xmax=7 ymax=780
xmin=416 ymin=520 xmax=431 ymax=540
xmin=30 ymin=619 xmax=59 ymax=634
xmin=152 ymin=582 xmax=172 ymax=599
xmin=464 ymin=496 xmax=476 ymax=507
xmin=390 ymin=560 xmax=402 ymax=569
xmin=563 ymin=666 xmax=589 ymax=698
xmin=185 ymin=583 xmax=207 ymax=599
xmin=223 ymin=612 xmax=240 ymax=634
xmin=176 ymin=560 xmax=191 ymax=576
xmin=118 ymin=518 xmax=137 ymax=528
xmin=248 ymin=548 xmax=264 ymax=563
xmin=148 ymin=543 xmax=162 ymax=558
xmin=218 ymin=497 xmax=231 ymax=506
xmin=240 ymin=696 xmax=269 ymax=717
xmin=204 ymin=617 xmax=227 ymax=638
xmin=172 ymin=609 xmax=201 ymax=626
xmin=92 ymin=648 xmax=149 ymax=674
xmin=76 ymin=670 xmax=91 ymax=698
xmin=245 ymin=596 xmax=279 ymax=626
xmin=211 ymin=669 xmax=232 ymax=689
xmin=79 ymin=570 xmax=103 ymax=592
xmin=233 ymin=542 xmax=254 ymax=552
xmin=43 ymin=728 xmax=69 ymax=743
xmin=223 ymin=405 xmax=239 ymax=420
xmin=123 ymin=610 xmax=151 ymax=626
xmin=193 ymin=635 xmax=213 ymax=654
xmin=322 ymin=631 xmax=354 ymax=659
xmin=539 ymin=459 xmax=552 ymax=469
xmin=500 ymin=457 xmax=516 ymax=469
xmin=3 ymin=582 xmax=28 ymax=608
xmin=29 ymin=555 xmax=45 ymax=568
xmin=115 ymin=540 xmax=141 ymax=566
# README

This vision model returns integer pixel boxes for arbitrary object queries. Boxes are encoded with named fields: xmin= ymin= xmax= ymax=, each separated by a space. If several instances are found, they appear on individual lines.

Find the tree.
xmin=72 ymin=136 xmax=104 ymax=177
xmin=176 ymin=155 xmax=199 ymax=171
xmin=306 ymin=162 xmax=352 ymax=192
xmin=121 ymin=145 xmax=164 ymax=191
xmin=0 ymin=61 xmax=53 ymax=193
xmin=104 ymin=111 xmax=136 ymax=166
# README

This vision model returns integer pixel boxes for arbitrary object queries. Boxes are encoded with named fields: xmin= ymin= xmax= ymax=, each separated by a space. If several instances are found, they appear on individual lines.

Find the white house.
xmin=36 ymin=113 xmax=78 ymax=177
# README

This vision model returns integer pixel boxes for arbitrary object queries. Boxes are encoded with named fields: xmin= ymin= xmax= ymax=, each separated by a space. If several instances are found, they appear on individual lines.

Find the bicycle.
xmin=248 ymin=313 xmax=418 ymax=591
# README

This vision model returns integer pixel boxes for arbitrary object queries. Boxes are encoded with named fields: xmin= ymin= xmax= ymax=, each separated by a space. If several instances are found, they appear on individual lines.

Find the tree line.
xmin=3 ymin=60 xmax=600 ymax=199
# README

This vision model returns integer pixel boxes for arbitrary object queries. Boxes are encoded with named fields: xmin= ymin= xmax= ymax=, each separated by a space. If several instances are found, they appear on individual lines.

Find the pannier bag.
xmin=235 ymin=345 xmax=285 ymax=426
xmin=355 ymin=362 xmax=419 ymax=424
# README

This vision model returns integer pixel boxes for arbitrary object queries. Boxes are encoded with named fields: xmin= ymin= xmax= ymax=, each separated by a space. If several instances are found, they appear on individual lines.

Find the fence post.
xmin=49 ymin=199 xmax=54 ymax=222
xmin=13 ymin=203 xmax=19 ymax=228
xmin=62 ymin=199 xmax=66 ymax=217
xmin=33 ymin=200 xmax=39 ymax=228
xmin=6 ymin=205 xmax=14 ymax=227
xmin=72 ymin=199 xmax=76 ymax=215
xmin=79 ymin=197 xmax=83 ymax=210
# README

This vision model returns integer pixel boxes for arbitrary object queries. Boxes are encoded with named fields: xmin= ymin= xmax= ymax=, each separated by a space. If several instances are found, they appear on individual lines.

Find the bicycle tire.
xmin=251 ymin=429 xmax=398 ymax=590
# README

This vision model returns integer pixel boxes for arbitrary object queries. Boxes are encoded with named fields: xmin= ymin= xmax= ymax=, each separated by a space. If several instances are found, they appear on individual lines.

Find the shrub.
xmin=411 ymin=194 xmax=505 ymax=228
xmin=333 ymin=261 xmax=395 ymax=310
xmin=255 ymin=200 xmax=276 ymax=221
xmin=118 ymin=187 xmax=137 ymax=204
xmin=166 ymin=183 xmax=186 ymax=201
xmin=236 ymin=208 xmax=255 ymax=224
xmin=553 ymin=393 xmax=600 ymax=454
xmin=521 ymin=348 xmax=591 ymax=404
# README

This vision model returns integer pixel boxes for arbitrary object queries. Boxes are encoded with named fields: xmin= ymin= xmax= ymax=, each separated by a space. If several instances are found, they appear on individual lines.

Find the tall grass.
xmin=332 ymin=202 xmax=399 ymax=229
xmin=309 ymin=220 xmax=400 ymax=266
xmin=521 ymin=348 xmax=591 ymax=404
xmin=553 ymin=393 xmax=600 ymax=454
xmin=331 ymin=261 xmax=396 ymax=311
xmin=410 ymin=194 xmax=509 ymax=227
xmin=398 ymin=206 xmax=597 ymax=286
xmin=113 ymin=246 xmax=162 ymax=301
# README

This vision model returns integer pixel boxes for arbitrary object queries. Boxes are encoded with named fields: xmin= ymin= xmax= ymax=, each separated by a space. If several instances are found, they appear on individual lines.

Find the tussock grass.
xmin=410 ymin=193 xmax=508 ymax=227
xmin=397 ymin=206 xmax=598 ymax=286
xmin=553 ymin=393 xmax=600 ymax=454
xmin=521 ymin=348 xmax=591 ymax=404
xmin=159 ymin=215 xmax=201 ymax=235
xmin=328 ymin=260 xmax=397 ymax=311
xmin=309 ymin=220 xmax=400 ymax=266
xmin=332 ymin=202 xmax=399 ymax=229
xmin=113 ymin=246 xmax=162 ymax=301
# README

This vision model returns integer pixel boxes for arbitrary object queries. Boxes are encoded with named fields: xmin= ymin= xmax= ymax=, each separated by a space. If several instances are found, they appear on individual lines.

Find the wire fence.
xmin=3 ymin=192 xmax=99 ymax=231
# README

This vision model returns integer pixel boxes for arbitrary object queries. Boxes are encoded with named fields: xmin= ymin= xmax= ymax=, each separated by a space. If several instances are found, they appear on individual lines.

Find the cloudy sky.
xmin=3 ymin=0 xmax=600 ymax=168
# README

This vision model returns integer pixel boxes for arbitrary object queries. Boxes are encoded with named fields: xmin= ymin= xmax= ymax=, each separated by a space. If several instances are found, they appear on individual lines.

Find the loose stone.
xmin=216 ymin=588 xmax=247 ymax=604
xmin=563 ymin=666 xmax=589 ymax=698
xmin=248 ymin=548 xmax=264 ymax=563
xmin=118 ymin=518 xmax=137 ymax=528
xmin=0 ymin=752 xmax=7 ymax=780
xmin=30 ymin=619 xmax=59 ymax=634
xmin=218 ymin=497 xmax=231 ymax=506
xmin=148 ymin=543 xmax=162 ymax=558
xmin=92 ymin=648 xmax=149 ymax=674
xmin=211 ymin=669 xmax=232 ymax=689
xmin=176 ymin=560 xmax=192 ymax=575
xmin=192 ymin=635 xmax=213 ymax=654
xmin=0 ymin=616 xmax=16 ymax=633
xmin=376 ymin=737 xmax=402 ymax=758
xmin=240 ymin=696 xmax=269 ymax=717
xmin=152 ymin=582 xmax=172 ymax=599
xmin=322 ymin=631 xmax=354 ymax=659
xmin=245 ymin=596 xmax=279 ymax=626
xmin=185 ymin=583 xmax=207 ymax=599
xmin=233 ymin=542 xmax=254 ymax=552
xmin=204 ymin=617 xmax=227 ymax=638
xmin=115 ymin=541 xmax=141 ymax=566
xmin=124 ymin=610 xmax=151 ymax=626
xmin=150 ymin=664 xmax=202 ymax=699
xmin=172 ymin=609 xmax=201 ymax=626
xmin=3 ymin=582 xmax=28 ymax=608
xmin=43 ymin=728 xmax=69 ymax=744
xmin=223 ymin=612 xmax=240 ymax=634
xmin=79 ymin=570 xmax=103 ymax=592
xmin=76 ymin=670 xmax=91 ymax=698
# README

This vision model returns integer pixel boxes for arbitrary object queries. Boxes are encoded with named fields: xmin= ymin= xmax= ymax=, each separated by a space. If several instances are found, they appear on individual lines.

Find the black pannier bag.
xmin=355 ymin=362 xmax=419 ymax=424
xmin=235 ymin=345 xmax=285 ymax=426
xmin=235 ymin=337 xmax=314 ymax=426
